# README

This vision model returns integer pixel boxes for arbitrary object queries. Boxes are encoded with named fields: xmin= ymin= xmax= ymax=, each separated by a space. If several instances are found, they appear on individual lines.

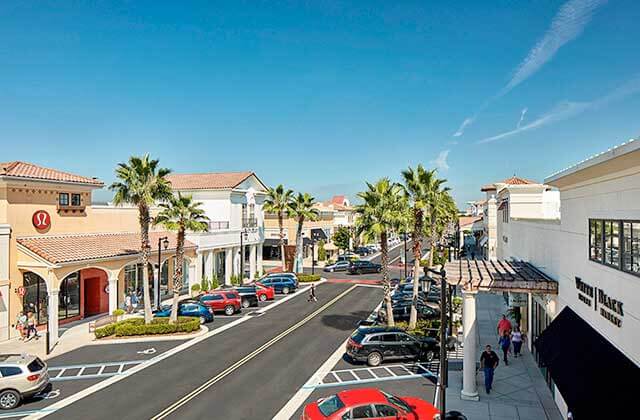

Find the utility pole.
xmin=439 ymin=267 xmax=447 ymax=416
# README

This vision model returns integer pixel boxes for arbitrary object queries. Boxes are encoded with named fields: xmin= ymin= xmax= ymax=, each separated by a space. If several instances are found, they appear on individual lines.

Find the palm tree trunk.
xmin=380 ymin=231 xmax=394 ymax=327
xmin=139 ymin=204 xmax=153 ymax=324
xmin=294 ymin=218 xmax=304 ymax=273
xmin=278 ymin=212 xmax=286 ymax=270
xmin=170 ymin=228 xmax=185 ymax=324
xmin=409 ymin=209 xmax=423 ymax=329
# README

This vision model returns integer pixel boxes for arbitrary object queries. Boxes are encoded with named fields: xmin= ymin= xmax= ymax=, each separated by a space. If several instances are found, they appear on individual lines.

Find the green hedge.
xmin=95 ymin=317 xmax=200 ymax=339
xmin=297 ymin=274 xmax=321 ymax=282
xmin=395 ymin=319 xmax=441 ymax=337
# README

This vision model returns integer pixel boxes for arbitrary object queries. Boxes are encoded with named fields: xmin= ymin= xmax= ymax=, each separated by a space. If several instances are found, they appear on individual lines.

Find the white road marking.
xmin=136 ymin=348 xmax=156 ymax=355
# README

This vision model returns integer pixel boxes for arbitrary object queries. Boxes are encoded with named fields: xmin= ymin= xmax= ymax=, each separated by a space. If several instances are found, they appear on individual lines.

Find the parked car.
xmin=324 ymin=260 xmax=351 ymax=272
xmin=346 ymin=327 xmax=440 ymax=366
xmin=301 ymin=388 xmax=439 ymax=419
xmin=0 ymin=354 xmax=49 ymax=410
xmin=365 ymin=243 xmax=380 ymax=251
xmin=391 ymin=290 xmax=440 ymax=304
xmin=155 ymin=302 xmax=214 ymax=324
xmin=252 ymin=282 xmax=275 ymax=301
xmin=354 ymin=247 xmax=371 ymax=256
xmin=199 ymin=291 xmax=241 ymax=316
xmin=233 ymin=286 xmax=260 ymax=308
xmin=259 ymin=276 xmax=298 ymax=294
xmin=348 ymin=260 xmax=382 ymax=275
xmin=262 ymin=272 xmax=299 ymax=283
xmin=336 ymin=253 xmax=358 ymax=262
xmin=378 ymin=301 xmax=440 ymax=323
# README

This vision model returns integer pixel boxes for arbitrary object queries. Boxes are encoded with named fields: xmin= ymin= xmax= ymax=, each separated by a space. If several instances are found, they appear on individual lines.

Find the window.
xmin=381 ymin=334 xmax=398 ymax=342
xmin=317 ymin=395 xmax=344 ymax=417
xmin=23 ymin=272 xmax=48 ymax=325
xmin=210 ymin=295 xmax=223 ymax=301
xmin=58 ymin=192 xmax=69 ymax=206
xmin=589 ymin=219 xmax=639 ymax=277
xmin=59 ymin=272 xmax=80 ymax=320
xmin=27 ymin=358 xmax=45 ymax=372
xmin=71 ymin=193 xmax=81 ymax=206
xmin=374 ymin=405 xmax=398 ymax=417
xmin=352 ymin=405 xmax=375 ymax=418
xmin=0 ymin=366 xmax=22 ymax=377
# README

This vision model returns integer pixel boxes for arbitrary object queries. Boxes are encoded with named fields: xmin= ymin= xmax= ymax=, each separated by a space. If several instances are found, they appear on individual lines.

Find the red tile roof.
xmin=500 ymin=176 xmax=537 ymax=185
xmin=0 ymin=161 xmax=104 ymax=186
xmin=17 ymin=231 xmax=195 ymax=264
xmin=459 ymin=216 xmax=482 ymax=227
xmin=167 ymin=171 xmax=257 ymax=190
xmin=331 ymin=195 xmax=346 ymax=205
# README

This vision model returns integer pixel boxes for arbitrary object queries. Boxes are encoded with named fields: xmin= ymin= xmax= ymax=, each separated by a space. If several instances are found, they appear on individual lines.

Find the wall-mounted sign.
xmin=508 ymin=292 xmax=527 ymax=307
xmin=16 ymin=286 xmax=26 ymax=297
xmin=575 ymin=277 xmax=624 ymax=327
xmin=32 ymin=210 xmax=51 ymax=230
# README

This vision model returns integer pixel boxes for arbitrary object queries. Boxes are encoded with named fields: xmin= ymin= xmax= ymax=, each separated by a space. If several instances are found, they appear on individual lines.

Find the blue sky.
xmin=1 ymin=0 xmax=638 ymax=206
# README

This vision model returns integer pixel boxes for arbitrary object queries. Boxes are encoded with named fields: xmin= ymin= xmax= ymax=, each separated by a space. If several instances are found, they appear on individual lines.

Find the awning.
xmin=311 ymin=228 xmax=328 ymax=241
xmin=534 ymin=307 xmax=639 ymax=418
xmin=443 ymin=258 xmax=558 ymax=293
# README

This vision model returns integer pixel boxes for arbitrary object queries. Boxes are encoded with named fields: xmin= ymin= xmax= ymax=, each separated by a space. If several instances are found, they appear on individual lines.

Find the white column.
xmin=257 ymin=244 xmax=263 ymax=275
xmin=233 ymin=246 xmax=241 ymax=277
xmin=188 ymin=262 xmax=197 ymax=292
xmin=204 ymin=250 xmax=214 ymax=280
xmin=225 ymin=248 xmax=233 ymax=285
xmin=108 ymin=274 xmax=118 ymax=314
xmin=461 ymin=289 xmax=479 ymax=401
xmin=48 ymin=289 xmax=59 ymax=351
xmin=195 ymin=252 xmax=204 ymax=284
xmin=249 ymin=244 xmax=257 ymax=280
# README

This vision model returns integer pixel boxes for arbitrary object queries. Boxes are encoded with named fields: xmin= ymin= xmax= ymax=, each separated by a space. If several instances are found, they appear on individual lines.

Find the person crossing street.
xmin=307 ymin=283 xmax=317 ymax=302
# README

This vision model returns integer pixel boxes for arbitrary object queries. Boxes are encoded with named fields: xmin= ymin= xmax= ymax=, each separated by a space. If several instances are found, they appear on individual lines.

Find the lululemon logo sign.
xmin=32 ymin=210 xmax=51 ymax=231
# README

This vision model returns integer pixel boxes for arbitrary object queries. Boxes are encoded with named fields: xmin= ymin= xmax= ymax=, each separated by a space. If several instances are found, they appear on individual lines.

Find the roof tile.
xmin=167 ymin=172 xmax=254 ymax=190
xmin=0 ymin=161 xmax=103 ymax=186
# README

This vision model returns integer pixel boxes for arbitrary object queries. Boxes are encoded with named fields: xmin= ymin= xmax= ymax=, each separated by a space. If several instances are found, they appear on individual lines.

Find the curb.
xmin=88 ymin=325 xmax=209 ymax=345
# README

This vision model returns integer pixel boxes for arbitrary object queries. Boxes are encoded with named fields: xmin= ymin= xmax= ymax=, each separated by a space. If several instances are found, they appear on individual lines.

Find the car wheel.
xmin=282 ymin=287 xmax=290 ymax=295
xmin=423 ymin=350 xmax=435 ymax=362
xmin=242 ymin=299 xmax=250 ymax=308
xmin=377 ymin=268 xmax=382 ymax=273
xmin=199 ymin=316 xmax=206 ymax=325
xmin=224 ymin=305 xmax=235 ymax=316
xmin=367 ymin=352 xmax=382 ymax=367
xmin=330 ymin=268 xmax=335 ymax=272
xmin=259 ymin=294 xmax=267 ymax=302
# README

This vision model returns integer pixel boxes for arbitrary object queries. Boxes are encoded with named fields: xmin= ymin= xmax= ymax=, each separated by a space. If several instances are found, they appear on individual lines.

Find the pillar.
xmin=108 ymin=274 xmax=118 ymax=314
xmin=257 ymin=244 xmax=263 ymax=275
xmin=196 ymin=251 xmax=204 ymax=284
xmin=250 ymin=244 xmax=257 ymax=280
xmin=48 ymin=289 xmax=59 ymax=352
xmin=225 ymin=248 xmax=233 ymax=285
xmin=153 ymin=267 xmax=160 ymax=308
xmin=204 ymin=250 xmax=214 ymax=280
xmin=461 ymin=289 xmax=479 ymax=400
xmin=233 ymin=246 xmax=241 ymax=277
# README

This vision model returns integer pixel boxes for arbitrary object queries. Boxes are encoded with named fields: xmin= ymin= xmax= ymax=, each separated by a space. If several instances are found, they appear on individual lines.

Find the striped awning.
xmin=444 ymin=258 xmax=558 ymax=294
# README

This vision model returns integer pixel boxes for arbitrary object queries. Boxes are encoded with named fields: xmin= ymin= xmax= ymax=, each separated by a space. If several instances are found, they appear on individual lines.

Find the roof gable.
xmin=0 ymin=161 xmax=103 ymax=186
xmin=167 ymin=171 xmax=265 ymax=191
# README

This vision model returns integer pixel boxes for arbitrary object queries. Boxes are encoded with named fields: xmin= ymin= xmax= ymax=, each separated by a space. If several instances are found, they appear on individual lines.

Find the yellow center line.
xmin=150 ymin=284 xmax=359 ymax=420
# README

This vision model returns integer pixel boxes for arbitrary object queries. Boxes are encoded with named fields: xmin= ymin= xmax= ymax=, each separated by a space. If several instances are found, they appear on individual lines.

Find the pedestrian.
xmin=498 ymin=330 xmax=511 ymax=365
xmin=307 ymin=283 xmax=317 ymax=302
xmin=15 ymin=311 xmax=27 ymax=340
xmin=480 ymin=345 xmax=500 ymax=394
xmin=497 ymin=314 xmax=512 ymax=336
xmin=124 ymin=293 xmax=132 ymax=314
xmin=511 ymin=327 xmax=525 ymax=358
xmin=26 ymin=311 xmax=39 ymax=340
xmin=131 ymin=291 xmax=139 ymax=312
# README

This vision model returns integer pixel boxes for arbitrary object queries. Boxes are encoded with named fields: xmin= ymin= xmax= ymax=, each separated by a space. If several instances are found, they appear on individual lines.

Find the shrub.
xmin=317 ymin=240 xmax=326 ymax=261
xmin=191 ymin=284 xmax=201 ymax=293
xmin=95 ymin=323 xmax=116 ymax=339
xmin=201 ymin=276 xmax=210 ymax=293
xmin=112 ymin=309 xmax=125 ymax=317
xmin=395 ymin=319 xmax=440 ymax=337
xmin=96 ymin=317 xmax=200 ymax=338
xmin=297 ymin=274 xmax=321 ymax=282
xmin=210 ymin=275 xmax=220 ymax=290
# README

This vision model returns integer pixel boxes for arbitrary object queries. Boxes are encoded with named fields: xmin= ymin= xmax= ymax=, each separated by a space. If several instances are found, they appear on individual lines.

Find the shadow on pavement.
xmin=320 ymin=311 xmax=370 ymax=331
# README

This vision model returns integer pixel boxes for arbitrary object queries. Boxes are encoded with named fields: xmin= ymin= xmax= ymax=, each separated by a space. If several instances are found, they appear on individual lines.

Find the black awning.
xmin=311 ymin=228 xmax=328 ymax=241
xmin=534 ymin=307 xmax=639 ymax=418
xmin=263 ymin=239 xmax=280 ymax=247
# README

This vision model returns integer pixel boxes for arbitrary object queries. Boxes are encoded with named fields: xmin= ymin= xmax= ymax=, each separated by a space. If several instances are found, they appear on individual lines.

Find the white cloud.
xmin=478 ymin=74 xmax=640 ymax=144
xmin=516 ymin=107 xmax=528 ymax=128
xmin=502 ymin=0 xmax=607 ymax=95
xmin=430 ymin=150 xmax=450 ymax=171
xmin=453 ymin=118 xmax=474 ymax=137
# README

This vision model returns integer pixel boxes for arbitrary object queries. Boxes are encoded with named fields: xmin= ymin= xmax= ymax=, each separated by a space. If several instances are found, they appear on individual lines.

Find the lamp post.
xmin=240 ymin=228 xmax=249 ymax=282
xmin=428 ymin=266 xmax=448 ymax=416
xmin=403 ymin=233 xmax=408 ymax=279
xmin=157 ymin=236 xmax=169 ymax=307
xmin=310 ymin=230 xmax=322 ymax=275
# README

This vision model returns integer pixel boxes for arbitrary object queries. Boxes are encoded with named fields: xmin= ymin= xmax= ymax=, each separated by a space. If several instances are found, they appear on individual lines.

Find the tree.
xmin=154 ymin=193 xmax=209 ymax=323
xmin=264 ymin=185 xmax=294 ymax=270
xmin=317 ymin=240 xmax=326 ymax=261
xmin=332 ymin=226 xmax=351 ymax=254
xmin=355 ymin=178 xmax=405 ymax=327
xmin=290 ymin=193 xmax=319 ymax=273
xmin=110 ymin=155 xmax=172 ymax=324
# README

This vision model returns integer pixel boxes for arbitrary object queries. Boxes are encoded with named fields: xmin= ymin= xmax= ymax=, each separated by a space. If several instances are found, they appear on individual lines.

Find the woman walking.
xmin=26 ymin=311 xmax=40 ymax=340
xmin=15 ymin=311 xmax=27 ymax=340
xmin=511 ymin=327 xmax=525 ymax=358
xmin=498 ymin=330 xmax=511 ymax=365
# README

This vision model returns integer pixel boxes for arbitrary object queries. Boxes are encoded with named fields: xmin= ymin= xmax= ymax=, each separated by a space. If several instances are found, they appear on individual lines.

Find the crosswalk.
xmin=49 ymin=360 xmax=145 ymax=382
xmin=305 ymin=363 xmax=437 ymax=389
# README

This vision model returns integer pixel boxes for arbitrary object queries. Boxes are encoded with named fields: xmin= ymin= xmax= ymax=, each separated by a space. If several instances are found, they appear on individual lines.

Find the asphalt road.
xmin=45 ymin=283 xmax=383 ymax=420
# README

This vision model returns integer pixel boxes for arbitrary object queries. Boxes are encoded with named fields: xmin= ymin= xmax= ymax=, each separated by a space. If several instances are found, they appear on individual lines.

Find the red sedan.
xmin=199 ymin=291 xmax=242 ymax=316
xmin=253 ymin=282 xmax=275 ymax=302
xmin=301 ymin=388 xmax=439 ymax=420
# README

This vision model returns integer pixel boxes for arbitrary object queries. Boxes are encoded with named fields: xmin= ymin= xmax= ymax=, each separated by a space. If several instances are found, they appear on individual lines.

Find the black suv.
xmin=348 ymin=260 xmax=382 ymax=274
xmin=378 ymin=301 xmax=440 ymax=323
xmin=346 ymin=327 xmax=439 ymax=367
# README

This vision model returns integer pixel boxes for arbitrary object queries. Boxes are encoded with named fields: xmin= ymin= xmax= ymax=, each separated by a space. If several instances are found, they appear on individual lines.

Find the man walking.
xmin=307 ymin=283 xmax=317 ymax=302
xmin=497 ymin=314 xmax=512 ymax=336
xmin=480 ymin=345 xmax=500 ymax=394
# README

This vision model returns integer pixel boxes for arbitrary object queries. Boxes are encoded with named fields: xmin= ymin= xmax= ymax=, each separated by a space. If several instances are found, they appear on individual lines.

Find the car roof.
xmin=337 ymin=388 xmax=386 ymax=405
xmin=358 ymin=326 xmax=404 ymax=335
xmin=0 ymin=354 xmax=35 ymax=364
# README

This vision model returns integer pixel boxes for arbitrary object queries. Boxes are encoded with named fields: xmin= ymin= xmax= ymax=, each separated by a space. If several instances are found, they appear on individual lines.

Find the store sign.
xmin=16 ymin=286 xmax=26 ymax=297
xmin=575 ymin=277 xmax=624 ymax=327
xmin=32 ymin=210 xmax=51 ymax=230
xmin=508 ymin=292 xmax=527 ymax=307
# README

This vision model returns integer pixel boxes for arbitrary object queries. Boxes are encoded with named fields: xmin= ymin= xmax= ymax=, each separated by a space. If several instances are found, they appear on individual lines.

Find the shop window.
xmin=123 ymin=263 xmax=154 ymax=305
xmin=590 ymin=220 xmax=603 ymax=262
xmin=590 ymin=219 xmax=639 ymax=277
xmin=59 ymin=272 xmax=80 ymax=320
xmin=623 ymin=222 xmax=640 ymax=274
xmin=58 ymin=193 xmax=69 ymax=206
xmin=23 ymin=272 xmax=48 ymax=325
xmin=71 ymin=193 xmax=81 ymax=206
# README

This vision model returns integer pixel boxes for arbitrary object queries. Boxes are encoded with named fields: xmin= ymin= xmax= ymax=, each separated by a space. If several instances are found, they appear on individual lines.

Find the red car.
xmin=253 ymin=282 xmax=275 ymax=302
xmin=199 ymin=291 xmax=242 ymax=316
xmin=301 ymin=388 xmax=439 ymax=420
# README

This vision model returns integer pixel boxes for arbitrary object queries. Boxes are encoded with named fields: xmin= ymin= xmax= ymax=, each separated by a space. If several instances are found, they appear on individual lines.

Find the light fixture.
xmin=162 ymin=237 xmax=169 ymax=250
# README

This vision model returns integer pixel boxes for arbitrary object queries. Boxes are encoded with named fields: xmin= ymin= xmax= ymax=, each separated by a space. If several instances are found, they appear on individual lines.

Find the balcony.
xmin=209 ymin=221 xmax=230 ymax=230
xmin=243 ymin=217 xmax=258 ymax=228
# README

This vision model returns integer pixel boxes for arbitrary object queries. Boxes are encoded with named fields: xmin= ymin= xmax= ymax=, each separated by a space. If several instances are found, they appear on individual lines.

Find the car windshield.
xmin=382 ymin=391 xmax=412 ymax=412
xmin=350 ymin=330 xmax=366 ymax=343
xmin=317 ymin=395 xmax=344 ymax=416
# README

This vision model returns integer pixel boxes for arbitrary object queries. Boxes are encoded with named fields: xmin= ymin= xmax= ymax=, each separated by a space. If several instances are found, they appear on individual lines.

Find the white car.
xmin=0 ymin=354 xmax=50 ymax=409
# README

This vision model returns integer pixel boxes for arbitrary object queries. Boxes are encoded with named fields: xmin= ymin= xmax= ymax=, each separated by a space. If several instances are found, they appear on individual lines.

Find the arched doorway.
xmin=81 ymin=269 xmax=109 ymax=316
xmin=123 ymin=262 xmax=154 ymax=308
xmin=59 ymin=272 xmax=80 ymax=320
xmin=23 ymin=272 xmax=48 ymax=325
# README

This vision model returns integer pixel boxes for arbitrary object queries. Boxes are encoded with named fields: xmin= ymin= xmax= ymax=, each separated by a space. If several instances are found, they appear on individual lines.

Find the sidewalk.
xmin=446 ymin=293 xmax=563 ymax=420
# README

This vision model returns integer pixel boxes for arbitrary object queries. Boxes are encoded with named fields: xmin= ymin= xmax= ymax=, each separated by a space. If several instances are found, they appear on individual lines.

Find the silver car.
xmin=0 ymin=354 xmax=50 ymax=409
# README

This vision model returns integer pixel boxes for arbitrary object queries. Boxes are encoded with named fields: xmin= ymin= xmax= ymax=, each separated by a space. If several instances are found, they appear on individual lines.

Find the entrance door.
xmin=84 ymin=277 xmax=102 ymax=316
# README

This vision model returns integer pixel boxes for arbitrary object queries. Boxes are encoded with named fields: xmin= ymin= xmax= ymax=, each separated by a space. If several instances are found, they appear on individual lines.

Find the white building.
xmin=495 ymin=139 xmax=640 ymax=418
xmin=167 ymin=171 xmax=267 ymax=286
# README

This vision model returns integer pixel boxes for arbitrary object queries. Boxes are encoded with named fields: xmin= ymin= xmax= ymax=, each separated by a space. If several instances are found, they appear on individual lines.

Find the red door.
xmin=84 ymin=277 xmax=102 ymax=316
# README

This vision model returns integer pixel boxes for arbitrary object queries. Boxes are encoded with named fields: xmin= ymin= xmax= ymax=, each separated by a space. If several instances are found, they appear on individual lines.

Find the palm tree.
xmin=355 ymin=178 xmax=405 ymax=327
xmin=264 ymin=185 xmax=294 ymax=270
xmin=290 ymin=193 xmax=319 ymax=273
xmin=110 ymin=155 xmax=172 ymax=323
xmin=154 ymin=193 xmax=209 ymax=323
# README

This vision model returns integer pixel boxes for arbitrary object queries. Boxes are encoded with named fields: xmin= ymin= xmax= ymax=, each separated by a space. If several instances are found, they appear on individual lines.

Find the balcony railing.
xmin=209 ymin=221 xmax=230 ymax=230
xmin=243 ymin=217 xmax=258 ymax=228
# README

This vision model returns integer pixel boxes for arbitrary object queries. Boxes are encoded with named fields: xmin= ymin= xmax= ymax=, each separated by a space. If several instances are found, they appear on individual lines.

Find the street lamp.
xmin=427 ymin=266 xmax=448 ymax=416
xmin=157 ymin=236 xmax=169 ymax=307
xmin=240 ymin=228 xmax=249 ymax=282
xmin=310 ymin=230 xmax=322 ymax=275
xmin=403 ymin=233 xmax=408 ymax=279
